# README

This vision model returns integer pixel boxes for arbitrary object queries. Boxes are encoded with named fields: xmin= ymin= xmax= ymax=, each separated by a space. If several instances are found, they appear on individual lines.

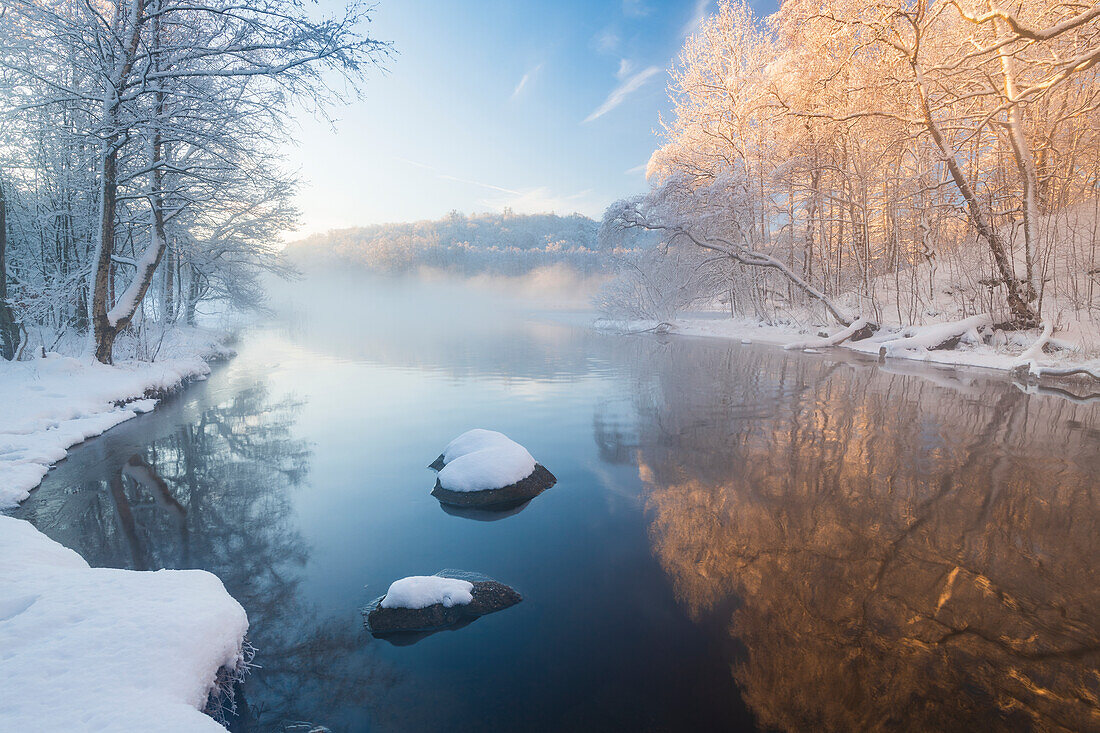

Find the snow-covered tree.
xmin=0 ymin=0 xmax=388 ymax=361
xmin=607 ymin=0 xmax=1100 ymax=332
xmin=286 ymin=211 xmax=603 ymax=277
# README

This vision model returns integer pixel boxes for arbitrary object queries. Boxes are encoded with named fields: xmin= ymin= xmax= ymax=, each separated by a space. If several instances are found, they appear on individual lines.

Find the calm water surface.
xmin=14 ymin=279 xmax=1100 ymax=732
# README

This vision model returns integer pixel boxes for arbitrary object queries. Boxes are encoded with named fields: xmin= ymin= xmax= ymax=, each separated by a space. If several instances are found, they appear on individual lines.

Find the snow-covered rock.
xmin=0 ymin=515 xmax=248 ymax=732
xmin=438 ymin=440 xmax=536 ymax=493
xmin=364 ymin=571 xmax=521 ymax=637
xmin=429 ymin=429 xmax=556 ymax=507
xmin=432 ymin=428 xmax=536 ymax=491
xmin=380 ymin=575 xmax=474 ymax=610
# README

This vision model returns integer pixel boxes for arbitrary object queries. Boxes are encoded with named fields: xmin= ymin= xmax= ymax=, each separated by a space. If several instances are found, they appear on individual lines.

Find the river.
xmin=14 ymin=275 xmax=1100 ymax=732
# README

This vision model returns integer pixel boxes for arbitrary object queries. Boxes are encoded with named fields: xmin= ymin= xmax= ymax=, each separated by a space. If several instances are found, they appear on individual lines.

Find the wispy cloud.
xmin=439 ymin=173 xmax=520 ymax=195
xmin=394 ymin=156 xmax=435 ymax=171
xmin=627 ymin=151 xmax=658 ymax=178
xmin=510 ymin=63 xmax=542 ymax=99
xmin=395 ymin=157 xmax=597 ymax=216
xmin=682 ymin=0 xmax=712 ymax=37
xmin=477 ymin=187 xmax=597 ymax=216
xmin=622 ymin=0 xmax=651 ymax=18
xmin=396 ymin=156 xmax=519 ymax=194
xmin=593 ymin=27 xmax=620 ymax=54
xmin=583 ymin=63 xmax=662 ymax=123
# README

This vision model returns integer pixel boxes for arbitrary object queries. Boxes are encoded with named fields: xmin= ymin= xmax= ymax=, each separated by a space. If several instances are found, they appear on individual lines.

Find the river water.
xmin=14 ymin=277 xmax=1100 ymax=732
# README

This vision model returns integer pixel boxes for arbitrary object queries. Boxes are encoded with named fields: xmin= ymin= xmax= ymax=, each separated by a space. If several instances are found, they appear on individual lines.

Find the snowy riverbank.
xmin=0 ymin=515 xmax=249 ymax=732
xmin=0 ymin=326 xmax=234 ymax=509
xmin=0 ymin=325 xmax=250 ymax=731
xmin=596 ymin=315 xmax=1100 ymax=380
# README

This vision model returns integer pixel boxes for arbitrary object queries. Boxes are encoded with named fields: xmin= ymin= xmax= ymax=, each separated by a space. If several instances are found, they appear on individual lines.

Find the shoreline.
xmin=0 ymin=514 xmax=249 ymax=732
xmin=0 ymin=326 xmax=236 ymax=509
xmin=595 ymin=315 xmax=1100 ymax=391
xmin=0 ymin=326 xmax=250 ymax=732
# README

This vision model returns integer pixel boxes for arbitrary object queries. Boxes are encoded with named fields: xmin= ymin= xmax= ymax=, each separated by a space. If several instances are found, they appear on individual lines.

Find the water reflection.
xmin=438 ymin=499 xmax=533 ymax=521
xmin=17 ymin=384 xmax=391 ymax=732
xmin=13 ymin=292 xmax=1100 ymax=732
xmin=610 ymin=340 xmax=1100 ymax=731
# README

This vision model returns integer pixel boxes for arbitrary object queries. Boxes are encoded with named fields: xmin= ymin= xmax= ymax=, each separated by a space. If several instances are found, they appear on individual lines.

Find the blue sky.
xmin=292 ymin=0 xmax=778 ymax=234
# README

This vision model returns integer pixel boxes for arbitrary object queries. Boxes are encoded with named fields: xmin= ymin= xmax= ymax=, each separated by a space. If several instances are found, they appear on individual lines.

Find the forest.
xmin=0 ymin=0 xmax=386 ymax=362
xmin=5 ymin=0 xmax=1097 ymax=365
xmin=600 ymin=0 xmax=1100 ymax=343
xmin=285 ymin=211 xmax=604 ymax=276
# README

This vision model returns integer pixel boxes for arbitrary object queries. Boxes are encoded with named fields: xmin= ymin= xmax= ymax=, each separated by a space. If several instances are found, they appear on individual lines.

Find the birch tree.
xmin=0 ymin=178 xmax=19 ymax=358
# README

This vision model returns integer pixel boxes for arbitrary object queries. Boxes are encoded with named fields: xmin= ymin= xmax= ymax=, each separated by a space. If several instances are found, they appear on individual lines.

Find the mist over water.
xmin=271 ymin=264 xmax=606 ymax=324
xmin=17 ymin=272 xmax=1100 ymax=732
xmin=264 ymin=267 xmax=608 ymax=380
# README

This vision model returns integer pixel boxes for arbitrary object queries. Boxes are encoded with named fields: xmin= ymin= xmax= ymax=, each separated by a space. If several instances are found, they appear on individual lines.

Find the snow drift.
xmin=0 ymin=515 xmax=248 ymax=732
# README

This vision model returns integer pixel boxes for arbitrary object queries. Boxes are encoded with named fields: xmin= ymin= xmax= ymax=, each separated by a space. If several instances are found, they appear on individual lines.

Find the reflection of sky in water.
xmin=247 ymin=327 xmax=624 ymax=611
xmin=15 ymin=274 xmax=1100 ymax=732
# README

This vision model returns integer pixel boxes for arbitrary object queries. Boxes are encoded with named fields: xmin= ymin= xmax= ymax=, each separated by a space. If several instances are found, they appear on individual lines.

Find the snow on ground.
xmin=380 ymin=575 xmax=475 ymax=609
xmin=0 ymin=514 xmax=248 ymax=732
xmin=0 ymin=323 xmax=249 ymax=730
xmin=0 ymin=326 xmax=232 ymax=509
xmin=595 ymin=314 xmax=1100 ymax=377
xmin=436 ymin=429 xmax=537 ymax=492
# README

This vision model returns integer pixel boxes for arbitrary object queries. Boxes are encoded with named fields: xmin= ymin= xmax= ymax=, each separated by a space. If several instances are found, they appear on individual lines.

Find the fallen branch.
xmin=608 ymin=203 xmax=856 ymax=327
xmin=877 ymin=314 xmax=992 ymax=357
xmin=596 ymin=319 xmax=675 ymax=335
xmin=1013 ymin=321 xmax=1053 ymax=370
xmin=784 ymin=317 xmax=869 ymax=350
xmin=1026 ymin=364 xmax=1100 ymax=381
xmin=640 ymin=322 xmax=674 ymax=335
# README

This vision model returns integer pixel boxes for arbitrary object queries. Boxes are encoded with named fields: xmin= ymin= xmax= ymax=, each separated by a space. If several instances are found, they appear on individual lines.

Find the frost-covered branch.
xmin=602 ymin=173 xmax=860 ymax=327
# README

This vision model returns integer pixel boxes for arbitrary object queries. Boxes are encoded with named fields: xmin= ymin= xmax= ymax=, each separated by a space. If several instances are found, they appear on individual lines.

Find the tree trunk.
xmin=0 ymin=179 xmax=20 ymax=360
xmin=89 ymin=0 xmax=147 ymax=364
xmin=163 ymin=246 xmax=176 ymax=323
xmin=185 ymin=264 xmax=200 ymax=326
xmin=993 ymin=5 xmax=1040 ymax=302
xmin=91 ymin=139 xmax=121 ymax=363
xmin=912 ymin=58 xmax=1039 ymax=328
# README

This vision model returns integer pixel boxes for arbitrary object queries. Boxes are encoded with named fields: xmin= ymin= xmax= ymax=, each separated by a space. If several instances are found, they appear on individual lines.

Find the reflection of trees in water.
xmin=609 ymin=341 xmax=1100 ymax=732
xmin=24 ymin=386 xmax=390 ymax=731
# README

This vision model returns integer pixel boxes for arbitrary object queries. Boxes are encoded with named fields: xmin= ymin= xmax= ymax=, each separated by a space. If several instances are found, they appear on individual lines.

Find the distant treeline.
xmin=286 ymin=211 xmax=604 ymax=275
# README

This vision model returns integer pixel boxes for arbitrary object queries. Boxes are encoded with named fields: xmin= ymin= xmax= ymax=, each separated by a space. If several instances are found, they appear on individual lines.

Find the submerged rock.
xmin=432 ymin=464 xmax=556 ymax=507
xmin=364 ymin=574 xmax=522 ymax=638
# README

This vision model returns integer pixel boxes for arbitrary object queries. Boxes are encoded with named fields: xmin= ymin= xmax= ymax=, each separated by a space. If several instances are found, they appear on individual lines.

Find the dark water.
xmin=13 ymin=280 xmax=1100 ymax=732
